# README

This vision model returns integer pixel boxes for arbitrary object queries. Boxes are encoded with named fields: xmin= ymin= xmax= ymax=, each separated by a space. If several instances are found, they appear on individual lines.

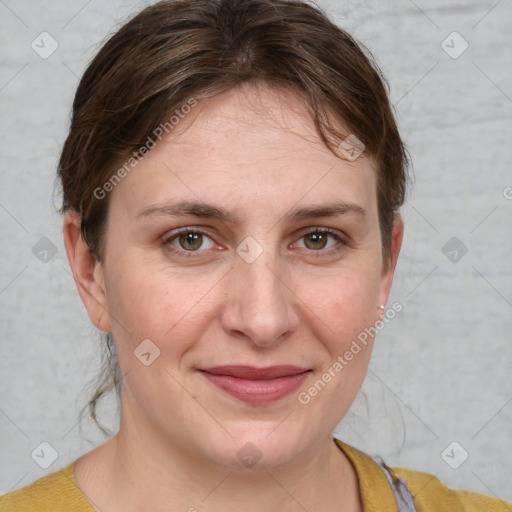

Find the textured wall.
xmin=1 ymin=0 xmax=511 ymax=502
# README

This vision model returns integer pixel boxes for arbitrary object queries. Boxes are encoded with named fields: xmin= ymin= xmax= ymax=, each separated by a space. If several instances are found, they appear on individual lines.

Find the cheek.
xmin=294 ymin=269 xmax=381 ymax=413
xmin=103 ymin=256 xmax=226 ymax=358
xmin=296 ymin=264 xmax=382 ymax=345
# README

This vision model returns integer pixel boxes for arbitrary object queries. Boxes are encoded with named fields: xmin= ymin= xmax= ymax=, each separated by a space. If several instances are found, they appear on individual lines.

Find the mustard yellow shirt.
xmin=1 ymin=439 xmax=510 ymax=511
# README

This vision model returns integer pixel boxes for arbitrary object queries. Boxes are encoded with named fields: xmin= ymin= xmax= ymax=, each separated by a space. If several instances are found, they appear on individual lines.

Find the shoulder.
xmin=0 ymin=461 xmax=93 ymax=512
xmin=391 ymin=466 xmax=512 ymax=511
xmin=335 ymin=439 xmax=511 ymax=511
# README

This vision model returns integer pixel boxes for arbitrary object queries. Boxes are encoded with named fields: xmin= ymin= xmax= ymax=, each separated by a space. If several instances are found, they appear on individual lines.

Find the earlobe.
xmin=62 ymin=212 xmax=112 ymax=332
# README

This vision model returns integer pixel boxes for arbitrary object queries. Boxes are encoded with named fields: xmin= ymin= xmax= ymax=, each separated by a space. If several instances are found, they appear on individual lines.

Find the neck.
xmin=75 ymin=401 xmax=362 ymax=512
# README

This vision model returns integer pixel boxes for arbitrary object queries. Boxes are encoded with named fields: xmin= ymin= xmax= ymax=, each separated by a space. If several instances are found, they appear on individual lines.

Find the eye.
xmin=162 ymin=226 xmax=346 ymax=259
xmin=163 ymin=228 xmax=217 ymax=254
xmin=294 ymin=228 xmax=345 ymax=253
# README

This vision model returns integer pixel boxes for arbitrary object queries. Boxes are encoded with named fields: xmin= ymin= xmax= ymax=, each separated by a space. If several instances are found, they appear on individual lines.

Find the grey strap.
xmin=379 ymin=463 xmax=417 ymax=512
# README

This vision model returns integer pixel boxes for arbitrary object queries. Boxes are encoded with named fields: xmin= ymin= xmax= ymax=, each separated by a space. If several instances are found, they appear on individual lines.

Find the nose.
xmin=220 ymin=250 xmax=300 ymax=348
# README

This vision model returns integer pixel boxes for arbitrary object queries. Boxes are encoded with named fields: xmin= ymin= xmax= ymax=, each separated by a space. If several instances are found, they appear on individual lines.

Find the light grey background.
xmin=1 ymin=0 xmax=511 ymax=503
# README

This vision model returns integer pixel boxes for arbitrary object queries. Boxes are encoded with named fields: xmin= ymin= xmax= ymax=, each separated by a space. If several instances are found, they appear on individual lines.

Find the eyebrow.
xmin=135 ymin=200 xmax=367 ymax=224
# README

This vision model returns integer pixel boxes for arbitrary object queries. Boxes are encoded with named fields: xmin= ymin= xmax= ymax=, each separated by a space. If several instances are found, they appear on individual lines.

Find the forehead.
xmin=109 ymin=84 xmax=378 ymax=221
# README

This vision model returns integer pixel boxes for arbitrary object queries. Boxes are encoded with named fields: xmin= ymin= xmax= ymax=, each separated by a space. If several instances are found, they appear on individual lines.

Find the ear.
xmin=378 ymin=214 xmax=404 ymax=310
xmin=63 ymin=212 xmax=112 ymax=332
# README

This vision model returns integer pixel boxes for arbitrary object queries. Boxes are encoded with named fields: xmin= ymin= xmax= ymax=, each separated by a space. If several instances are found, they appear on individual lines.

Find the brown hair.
xmin=58 ymin=0 xmax=410 ymax=435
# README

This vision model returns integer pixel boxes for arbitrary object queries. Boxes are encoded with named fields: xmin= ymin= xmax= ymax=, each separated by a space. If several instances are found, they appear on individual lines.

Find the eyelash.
xmin=162 ymin=227 xmax=347 ymax=259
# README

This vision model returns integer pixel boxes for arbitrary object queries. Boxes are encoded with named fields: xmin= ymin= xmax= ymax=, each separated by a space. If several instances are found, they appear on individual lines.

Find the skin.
xmin=63 ymin=83 xmax=403 ymax=512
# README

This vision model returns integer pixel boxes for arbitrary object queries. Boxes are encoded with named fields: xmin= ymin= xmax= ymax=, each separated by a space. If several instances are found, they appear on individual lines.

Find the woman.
xmin=1 ymin=0 xmax=510 ymax=510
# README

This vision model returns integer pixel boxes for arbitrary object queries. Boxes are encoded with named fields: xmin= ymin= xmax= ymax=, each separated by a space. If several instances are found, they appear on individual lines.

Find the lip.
xmin=199 ymin=365 xmax=312 ymax=404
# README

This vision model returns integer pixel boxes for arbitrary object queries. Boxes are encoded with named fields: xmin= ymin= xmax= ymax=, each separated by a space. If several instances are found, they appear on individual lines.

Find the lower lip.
xmin=200 ymin=371 xmax=311 ymax=404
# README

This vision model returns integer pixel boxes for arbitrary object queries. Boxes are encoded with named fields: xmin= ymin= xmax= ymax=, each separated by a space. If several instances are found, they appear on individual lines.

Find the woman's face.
xmin=76 ymin=85 xmax=402 ymax=469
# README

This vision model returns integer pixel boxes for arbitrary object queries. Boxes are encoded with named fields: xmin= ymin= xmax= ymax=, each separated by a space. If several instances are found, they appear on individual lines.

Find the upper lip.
xmin=199 ymin=365 xmax=310 ymax=380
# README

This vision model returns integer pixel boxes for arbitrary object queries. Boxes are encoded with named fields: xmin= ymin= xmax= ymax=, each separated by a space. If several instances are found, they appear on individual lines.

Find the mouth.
xmin=198 ymin=365 xmax=312 ymax=404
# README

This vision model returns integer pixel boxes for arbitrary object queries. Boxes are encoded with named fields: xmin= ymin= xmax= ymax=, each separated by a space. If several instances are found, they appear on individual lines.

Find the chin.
xmin=201 ymin=428 xmax=308 ymax=472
